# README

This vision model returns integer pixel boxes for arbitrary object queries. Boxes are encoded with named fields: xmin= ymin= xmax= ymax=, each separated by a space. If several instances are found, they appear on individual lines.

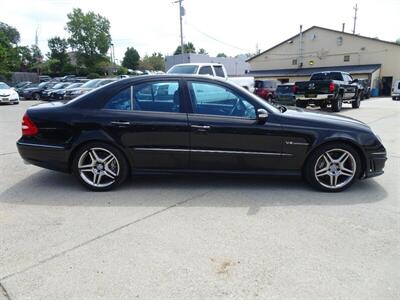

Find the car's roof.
xmin=171 ymin=63 xmax=223 ymax=67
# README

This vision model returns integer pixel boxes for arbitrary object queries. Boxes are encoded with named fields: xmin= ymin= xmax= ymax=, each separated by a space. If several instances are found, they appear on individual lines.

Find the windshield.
xmin=310 ymin=72 xmax=343 ymax=81
xmin=81 ymin=79 xmax=102 ymax=88
xmin=167 ymin=65 xmax=199 ymax=74
xmin=0 ymin=83 xmax=10 ymax=89
xmin=96 ymin=79 xmax=115 ymax=87
xmin=38 ymin=82 xmax=48 ymax=88
xmin=66 ymin=83 xmax=82 ymax=89
xmin=52 ymin=83 xmax=66 ymax=89
xmin=276 ymin=85 xmax=293 ymax=94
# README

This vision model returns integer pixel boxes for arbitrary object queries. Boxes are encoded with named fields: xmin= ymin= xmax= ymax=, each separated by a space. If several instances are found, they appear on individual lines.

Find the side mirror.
xmin=257 ymin=108 xmax=268 ymax=123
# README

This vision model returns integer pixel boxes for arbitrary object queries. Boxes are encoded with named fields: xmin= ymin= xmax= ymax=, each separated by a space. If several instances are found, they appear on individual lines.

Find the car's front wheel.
xmin=352 ymin=93 xmax=361 ymax=108
xmin=331 ymin=94 xmax=343 ymax=112
xmin=72 ymin=142 xmax=128 ymax=191
xmin=304 ymin=143 xmax=361 ymax=192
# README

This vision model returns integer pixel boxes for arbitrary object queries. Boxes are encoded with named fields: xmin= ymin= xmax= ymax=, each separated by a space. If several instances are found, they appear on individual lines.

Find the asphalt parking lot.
xmin=0 ymin=98 xmax=399 ymax=299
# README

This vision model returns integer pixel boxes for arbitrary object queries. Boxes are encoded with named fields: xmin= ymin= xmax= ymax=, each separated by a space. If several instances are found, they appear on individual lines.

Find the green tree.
xmin=0 ymin=22 xmax=20 ymax=44
xmin=17 ymin=46 xmax=33 ymax=71
xmin=122 ymin=47 xmax=140 ymax=69
xmin=198 ymin=48 xmax=208 ymax=55
xmin=173 ymin=42 xmax=196 ymax=55
xmin=139 ymin=52 xmax=165 ymax=71
xmin=0 ymin=31 xmax=20 ymax=75
xmin=66 ymin=8 xmax=112 ymax=70
xmin=47 ymin=36 xmax=69 ymax=73
xmin=216 ymin=53 xmax=227 ymax=58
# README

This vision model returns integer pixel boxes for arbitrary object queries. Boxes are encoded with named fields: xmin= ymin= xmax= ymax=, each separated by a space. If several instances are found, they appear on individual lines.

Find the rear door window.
xmin=104 ymin=81 xmax=181 ymax=113
xmin=199 ymin=66 xmax=214 ymax=76
xmin=214 ymin=66 xmax=225 ymax=78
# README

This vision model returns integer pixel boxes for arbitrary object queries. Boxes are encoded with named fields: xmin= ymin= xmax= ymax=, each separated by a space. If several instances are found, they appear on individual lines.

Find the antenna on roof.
xmin=352 ymin=4 xmax=358 ymax=34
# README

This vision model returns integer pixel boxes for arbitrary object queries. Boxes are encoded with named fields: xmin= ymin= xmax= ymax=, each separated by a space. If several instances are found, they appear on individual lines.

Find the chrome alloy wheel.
xmin=314 ymin=148 xmax=356 ymax=190
xmin=78 ymin=147 xmax=120 ymax=188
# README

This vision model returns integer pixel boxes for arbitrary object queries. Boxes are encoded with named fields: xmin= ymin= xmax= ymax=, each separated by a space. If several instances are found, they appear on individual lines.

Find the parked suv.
xmin=274 ymin=83 xmax=296 ymax=106
xmin=254 ymin=80 xmax=280 ymax=101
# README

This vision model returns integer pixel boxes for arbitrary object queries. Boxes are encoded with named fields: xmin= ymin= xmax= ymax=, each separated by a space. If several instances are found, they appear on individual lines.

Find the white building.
xmin=247 ymin=26 xmax=400 ymax=96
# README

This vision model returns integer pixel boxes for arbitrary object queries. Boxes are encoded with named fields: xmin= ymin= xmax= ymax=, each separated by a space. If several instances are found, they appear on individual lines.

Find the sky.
xmin=1 ymin=0 xmax=399 ymax=62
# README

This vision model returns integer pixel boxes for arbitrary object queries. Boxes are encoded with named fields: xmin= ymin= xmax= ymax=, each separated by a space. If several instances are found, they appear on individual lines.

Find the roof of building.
xmin=248 ymin=64 xmax=381 ymax=78
xmin=247 ymin=26 xmax=400 ymax=62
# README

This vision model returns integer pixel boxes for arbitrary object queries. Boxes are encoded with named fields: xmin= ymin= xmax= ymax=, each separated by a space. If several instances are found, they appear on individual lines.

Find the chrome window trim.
xmin=134 ymin=147 xmax=292 ymax=157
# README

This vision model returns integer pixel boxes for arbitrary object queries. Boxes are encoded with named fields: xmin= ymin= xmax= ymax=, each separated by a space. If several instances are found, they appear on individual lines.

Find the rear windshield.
xmin=310 ymin=72 xmax=343 ymax=81
xmin=167 ymin=65 xmax=199 ymax=74
xmin=81 ymin=79 xmax=102 ymax=88
xmin=276 ymin=85 xmax=293 ymax=93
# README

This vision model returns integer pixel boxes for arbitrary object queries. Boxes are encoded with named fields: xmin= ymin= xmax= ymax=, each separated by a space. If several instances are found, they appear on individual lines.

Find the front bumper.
xmin=0 ymin=96 xmax=19 ymax=103
xmin=363 ymin=150 xmax=387 ymax=179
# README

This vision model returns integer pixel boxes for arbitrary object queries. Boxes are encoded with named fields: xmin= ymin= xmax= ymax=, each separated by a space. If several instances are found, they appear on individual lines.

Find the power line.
xmin=185 ymin=21 xmax=252 ymax=53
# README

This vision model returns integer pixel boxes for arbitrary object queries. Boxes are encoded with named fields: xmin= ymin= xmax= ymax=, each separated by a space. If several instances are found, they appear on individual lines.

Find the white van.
xmin=392 ymin=80 xmax=400 ymax=100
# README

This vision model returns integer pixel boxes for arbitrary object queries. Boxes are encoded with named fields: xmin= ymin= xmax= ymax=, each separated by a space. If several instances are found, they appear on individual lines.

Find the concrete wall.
xmin=165 ymin=54 xmax=251 ymax=76
xmin=249 ymin=27 xmax=400 ymax=84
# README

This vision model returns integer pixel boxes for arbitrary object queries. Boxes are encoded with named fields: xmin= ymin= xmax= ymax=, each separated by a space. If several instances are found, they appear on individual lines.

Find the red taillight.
xmin=293 ymin=85 xmax=299 ymax=93
xmin=329 ymin=82 xmax=336 ymax=93
xmin=22 ymin=114 xmax=38 ymax=136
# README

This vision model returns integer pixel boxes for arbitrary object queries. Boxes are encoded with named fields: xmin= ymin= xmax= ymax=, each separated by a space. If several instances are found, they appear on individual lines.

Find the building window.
xmin=292 ymin=59 xmax=297 ymax=65
xmin=344 ymin=55 xmax=350 ymax=62
xmin=337 ymin=36 xmax=343 ymax=46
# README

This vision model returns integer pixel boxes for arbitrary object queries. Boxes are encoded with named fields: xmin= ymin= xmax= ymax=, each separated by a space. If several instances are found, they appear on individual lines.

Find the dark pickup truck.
xmin=294 ymin=71 xmax=362 ymax=112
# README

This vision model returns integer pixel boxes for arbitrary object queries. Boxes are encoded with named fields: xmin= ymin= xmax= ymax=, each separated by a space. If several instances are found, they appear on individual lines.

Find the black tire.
xmin=352 ymin=93 xmax=361 ymax=108
xmin=32 ymin=93 xmax=40 ymax=100
xmin=319 ymin=102 xmax=327 ymax=109
xmin=296 ymin=100 xmax=307 ymax=108
xmin=72 ymin=142 xmax=129 ymax=191
xmin=331 ymin=94 xmax=343 ymax=112
xmin=267 ymin=95 xmax=273 ymax=102
xmin=304 ymin=142 xmax=361 ymax=192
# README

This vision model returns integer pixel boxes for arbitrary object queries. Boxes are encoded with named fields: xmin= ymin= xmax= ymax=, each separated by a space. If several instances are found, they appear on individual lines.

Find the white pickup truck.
xmin=167 ymin=63 xmax=254 ymax=92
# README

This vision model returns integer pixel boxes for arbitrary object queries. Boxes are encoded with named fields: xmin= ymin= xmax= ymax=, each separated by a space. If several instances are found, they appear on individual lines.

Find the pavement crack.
xmin=0 ymin=281 xmax=11 ymax=300
xmin=0 ymin=189 xmax=213 ymax=282
xmin=0 ymin=152 xmax=17 ymax=156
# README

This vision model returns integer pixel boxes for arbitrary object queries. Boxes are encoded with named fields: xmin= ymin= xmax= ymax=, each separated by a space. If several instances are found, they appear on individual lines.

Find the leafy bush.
xmin=87 ymin=72 xmax=100 ymax=79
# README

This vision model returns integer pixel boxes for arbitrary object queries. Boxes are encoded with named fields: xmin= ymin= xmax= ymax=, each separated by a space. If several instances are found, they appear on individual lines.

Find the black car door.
xmin=101 ymin=79 xmax=190 ymax=170
xmin=185 ymin=79 xmax=283 ymax=171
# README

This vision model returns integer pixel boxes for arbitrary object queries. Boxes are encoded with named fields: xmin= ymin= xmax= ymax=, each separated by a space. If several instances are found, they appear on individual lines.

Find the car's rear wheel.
xmin=32 ymin=93 xmax=40 ymax=100
xmin=331 ymin=94 xmax=343 ymax=112
xmin=304 ymin=143 xmax=361 ymax=192
xmin=72 ymin=142 xmax=128 ymax=191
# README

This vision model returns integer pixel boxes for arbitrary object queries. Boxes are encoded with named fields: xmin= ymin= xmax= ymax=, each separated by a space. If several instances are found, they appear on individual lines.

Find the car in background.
xmin=14 ymin=81 xmax=32 ymax=89
xmin=294 ymin=71 xmax=362 ymax=112
xmin=392 ymin=80 xmax=400 ymax=100
xmin=167 ymin=63 xmax=255 ymax=92
xmin=16 ymin=83 xmax=38 ymax=97
xmin=41 ymin=82 xmax=74 ymax=101
xmin=64 ymin=78 xmax=116 ymax=100
xmin=52 ymin=83 xmax=84 ymax=100
xmin=254 ymin=80 xmax=280 ymax=102
xmin=274 ymin=83 xmax=296 ymax=106
xmin=0 ymin=82 xmax=19 ymax=104
xmin=22 ymin=81 xmax=57 ymax=100
xmin=357 ymin=79 xmax=371 ymax=99
xmin=39 ymin=75 xmax=52 ymax=82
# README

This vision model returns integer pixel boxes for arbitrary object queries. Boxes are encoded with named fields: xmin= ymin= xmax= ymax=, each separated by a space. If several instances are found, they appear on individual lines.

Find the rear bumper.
xmin=17 ymin=140 xmax=70 ymax=173
xmin=296 ymin=94 xmax=334 ymax=101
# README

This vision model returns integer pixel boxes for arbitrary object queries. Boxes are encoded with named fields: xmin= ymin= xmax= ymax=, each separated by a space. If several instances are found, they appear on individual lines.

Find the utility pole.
xmin=173 ymin=0 xmax=185 ymax=62
xmin=352 ymin=4 xmax=358 ymax=35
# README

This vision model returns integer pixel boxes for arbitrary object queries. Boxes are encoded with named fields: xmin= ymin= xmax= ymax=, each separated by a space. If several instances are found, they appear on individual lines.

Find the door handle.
xmin=110 ymin=121 xmax=132 ymax=127
xmin=191 ymin=125 xmax=211 ymax=131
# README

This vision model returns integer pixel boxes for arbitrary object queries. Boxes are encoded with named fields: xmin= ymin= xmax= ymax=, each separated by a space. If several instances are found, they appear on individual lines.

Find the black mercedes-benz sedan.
xmin=17 ymin=75 xmax=387 ymax=192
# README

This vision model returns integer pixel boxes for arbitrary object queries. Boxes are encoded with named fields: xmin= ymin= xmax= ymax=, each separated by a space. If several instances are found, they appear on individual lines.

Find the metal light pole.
xmin=174 ymin=0 xmax=185 ymax=62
